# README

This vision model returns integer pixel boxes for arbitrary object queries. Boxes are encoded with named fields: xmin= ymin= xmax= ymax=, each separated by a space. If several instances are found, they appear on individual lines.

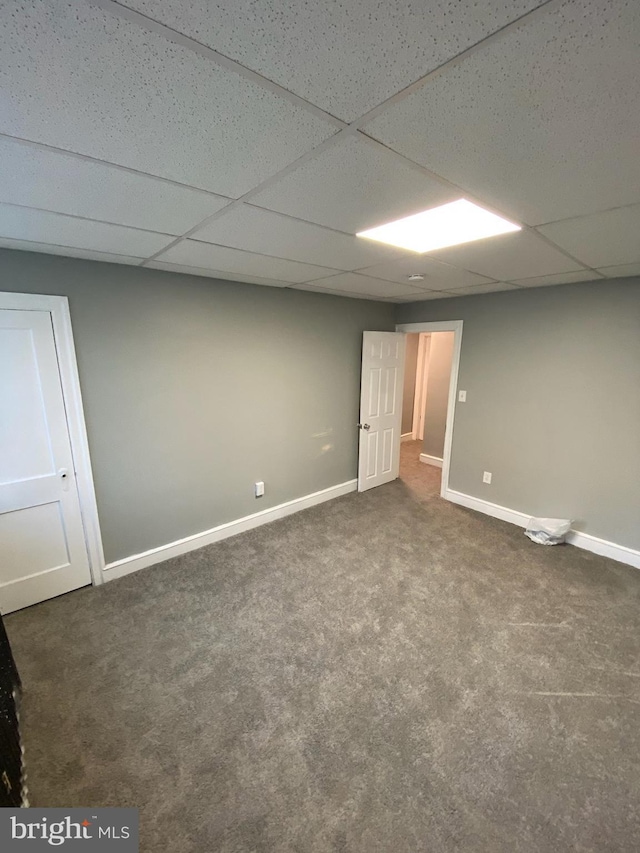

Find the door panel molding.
xmin=358 ymin=331 xmax=406 ymax=492
xmin=0 ymin=291 xmax=104 ymax=589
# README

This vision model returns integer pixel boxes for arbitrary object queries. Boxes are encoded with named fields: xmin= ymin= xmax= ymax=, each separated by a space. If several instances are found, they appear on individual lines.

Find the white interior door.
xmin=0 ymin=308 xmax=92 ymax=614
xmin=358 ymin=332 xmax=406 ymax=492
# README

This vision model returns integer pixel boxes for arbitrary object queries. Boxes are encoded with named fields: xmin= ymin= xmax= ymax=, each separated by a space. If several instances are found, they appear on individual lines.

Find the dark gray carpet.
xmin=6 ymin=445 xmax=640 ymax=852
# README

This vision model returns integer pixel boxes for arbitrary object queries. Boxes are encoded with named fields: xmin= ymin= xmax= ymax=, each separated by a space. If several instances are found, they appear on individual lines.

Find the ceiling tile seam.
xmin=88 ymin=0 xmax=346 ymax=130
xmin=357 ymin=134 xmax=602 ymax=274
xmin=241 ymin=199 xmax=403 ymax=244
xmin=142 ymin=128 xmax=350 ymax=265
xmin=380 ymin=289 xmax=460 ymax=301
xmin=0 ymin=200 xmax=178 ymax=238
xmin=88 ymin=0 xmax=561 ymax=142
xmin=147 ymin=195 xmax=512 ymax=286
xmin=348 ymin=256 xmax=498 ymax=283
xmin=137 ymin=200 xmax=245 ymax=265
xmin=527 ymin=230 xmax=606 ymax=278
xmin=150 ymin=265 xmax=287 ymax=287
xmin=0 ymin=132 xmax=237 ymax=203
xmin=297 ymin=286 xmax=414 ymax=301
xmin=355 ymin=131 xmax=461 ymax=198
xmin=240 ymin=198 xmax=408 ymax=247
xmin=239 ymin=200 xmax=507 ymax=285
xmin=0 ymin=236 xmax=145 ymax=260
xmin=350 ymin=0 xmax=563 ymax=130
xmin=533 ymin=201 xmax=640 ymax=228
xmin=455 ymin=282 xmax=519 ymax=291
xmin=220 ymin=199 xmax=520 ymax=286
xmin=596 ymin=263 xmax=640 ymax=273
xmin=182 ymin=236 xmax=352 ymax=273
xmin=287 ymin=285 xmax=377 ymax=298
xmin=507 ymin=273 xmax=603 ymax=284
xmin=345 ymin=267 xmax=497 ymax=288
xmin=298 ymin=270 xmax=427 ymax=292
xmin=358 ymin=133 xmax=534 ymax=224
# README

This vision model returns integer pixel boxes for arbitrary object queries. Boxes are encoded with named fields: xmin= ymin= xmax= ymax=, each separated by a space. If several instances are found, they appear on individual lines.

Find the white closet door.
xmin=0 ymin=309 xmax=91 ymax=613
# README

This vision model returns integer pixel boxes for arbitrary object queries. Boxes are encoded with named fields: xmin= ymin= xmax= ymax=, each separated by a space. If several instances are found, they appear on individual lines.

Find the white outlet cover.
xmin=458 ymin=390 xmax=467 ymax=402
xmin=483 ymin=471 xmax=492 ymax=484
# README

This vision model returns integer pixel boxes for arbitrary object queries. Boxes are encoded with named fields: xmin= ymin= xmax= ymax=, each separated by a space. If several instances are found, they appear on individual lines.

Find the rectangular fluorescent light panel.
xmin=356 ymin=199 xmax=521 ymax=253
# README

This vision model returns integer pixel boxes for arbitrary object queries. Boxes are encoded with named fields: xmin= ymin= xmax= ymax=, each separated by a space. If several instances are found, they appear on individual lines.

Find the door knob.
xmin=357 ymin=423 xmax=371 ymax=430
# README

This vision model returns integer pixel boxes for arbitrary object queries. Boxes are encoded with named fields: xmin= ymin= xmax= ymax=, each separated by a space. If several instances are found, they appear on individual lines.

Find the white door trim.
xmin=411 ymin=333 xmax=430 ymax=441
xmin=0 ymin=291 xmax=105 ymax=586
xmin=396 ymin=320 xmax=463 ymax=499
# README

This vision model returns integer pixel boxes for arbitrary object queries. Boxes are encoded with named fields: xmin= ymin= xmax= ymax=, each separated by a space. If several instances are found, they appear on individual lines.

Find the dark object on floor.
xmin=0 ymin=612 xmax=25 ymax=807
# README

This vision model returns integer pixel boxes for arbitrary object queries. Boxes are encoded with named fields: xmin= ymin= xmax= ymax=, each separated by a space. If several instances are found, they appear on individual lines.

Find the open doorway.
xmin=356 ymin=322 xmax=462 ymax=498
xmin=396 ymin=321 xmax=463 ymax=501
xmin=400 ymin=331 xmax=455 ymax=499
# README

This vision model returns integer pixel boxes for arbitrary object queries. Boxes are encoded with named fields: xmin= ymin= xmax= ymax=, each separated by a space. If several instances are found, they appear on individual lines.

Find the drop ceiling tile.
xmin=249 ymin=135 xmax=455 ymax=233
xmin=0 ymin=237 xmax=143 ymax=266
xmin=123 ymin=0 xmax=543 ymax=121
xmin=537 ymin=205 xmax=640 ymax=269
xmin=597 ymin=263 xmax=640 ymax=279
xmin=384 ymin=290 xmax=453 ymax=302
xmin=146 ymin=260 xmax=287 ymax=287
xmin=366 ymin=0 xmax=640 ymax=224
xmin=192 ymin=204 xmax=402 ymax=269
xmin=302 ymin=272 xmax=424 ymax=299
xmin=0 ymin=1 xmax=335 ymax=197
xmin=356 ymin=255 xmax=493 ymax=288
xmin=446 ymin=282 xmax=520 ymax=296
xmin=291 ymin=284 xmax=384 ymax=301
xmin=429 ymin=231 xmax=583 ymax=281
xmin=157 ymin=240 xmax=340 ymax=283
xmin=0 ymin=205 xmax=173 ymax=257
xmin=513 ymin=270 xmax=600 ymax=288
xmin=0 ymin=138 xmax=231 ymax=234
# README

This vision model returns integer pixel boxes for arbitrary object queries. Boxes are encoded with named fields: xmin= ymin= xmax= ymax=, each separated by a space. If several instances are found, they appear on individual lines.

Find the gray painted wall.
xmin=401 ymin=333 xmax=419 ymax=434
xmin=397 ymin=278 xmax=640 ymax=552
xmin=0 ymin=249 xmax=394 ymax=563
xmin=422 ymin=332 xmax=454 ymax=460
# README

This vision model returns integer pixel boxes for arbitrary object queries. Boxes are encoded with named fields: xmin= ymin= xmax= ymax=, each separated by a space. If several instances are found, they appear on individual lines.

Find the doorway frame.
xmin=0 ymin=291 xmax=105 ymax=586
xmin=396 ymin=320 xmax=463 ymax=499
xmin=411 ymin=333 xmax=431 ymax=442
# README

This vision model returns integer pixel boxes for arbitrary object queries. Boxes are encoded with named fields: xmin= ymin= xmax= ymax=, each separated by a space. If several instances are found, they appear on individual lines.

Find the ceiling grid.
xmin=0 ymin=0 xmax=637 ymax=300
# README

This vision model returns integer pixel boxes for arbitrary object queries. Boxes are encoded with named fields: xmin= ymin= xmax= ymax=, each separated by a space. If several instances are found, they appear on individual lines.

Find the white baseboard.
xmin=420 ymin=453 xmax=443 ymax=468
xmin=565 ymin=529 xmax=640 ymax=569
xmin=444 ymin=489 xmax=640 ymax=570
xmin=445 ymin=489 xmax=530 ymax=526
xmin=104 ymin=479 xmax=358 ymax=581
xmin=401 ymin=433 xmax=413 ymax=443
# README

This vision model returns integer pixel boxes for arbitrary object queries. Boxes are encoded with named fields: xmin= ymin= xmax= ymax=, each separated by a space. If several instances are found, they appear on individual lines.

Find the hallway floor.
xmin=399 ymin=439 xmax=441 ymax=500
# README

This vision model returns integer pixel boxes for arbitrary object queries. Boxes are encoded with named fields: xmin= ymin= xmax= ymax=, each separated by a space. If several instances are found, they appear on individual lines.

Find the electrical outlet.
xmin=458 ymin=390 xmax=467 ymax=402
xmin=483 ymin=471 xmax=492 ymax=484
xmin=255 ymin=481 xmax=265 ymax=497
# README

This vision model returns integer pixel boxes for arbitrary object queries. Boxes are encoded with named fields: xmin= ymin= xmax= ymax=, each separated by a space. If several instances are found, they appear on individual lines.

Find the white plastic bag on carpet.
xmin=525 ymin=517 xmax=571 ymax=545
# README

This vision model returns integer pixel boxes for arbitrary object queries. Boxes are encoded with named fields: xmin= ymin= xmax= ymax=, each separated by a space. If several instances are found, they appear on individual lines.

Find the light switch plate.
xmin=458 ymin=390 xmax=467 ymax=402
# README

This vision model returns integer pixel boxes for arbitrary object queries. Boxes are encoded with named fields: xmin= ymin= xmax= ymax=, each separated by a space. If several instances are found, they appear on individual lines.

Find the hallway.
xmin=398 ymin=439 xmax=441 ymax=501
